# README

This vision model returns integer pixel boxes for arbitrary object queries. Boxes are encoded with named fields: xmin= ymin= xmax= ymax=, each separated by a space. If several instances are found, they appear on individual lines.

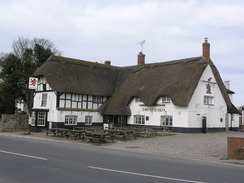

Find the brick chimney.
xmin=137 ymin=52 xmax=145 ymax=65
xmin=202 ymin=38 xmax=210 ymax=64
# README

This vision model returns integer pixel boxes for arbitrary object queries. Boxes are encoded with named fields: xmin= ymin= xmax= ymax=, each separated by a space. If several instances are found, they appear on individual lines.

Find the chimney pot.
xmin=137 ymin=52 xmax=145 ymax=65
xmin=202 ymin=38 xmax=210 ymax=64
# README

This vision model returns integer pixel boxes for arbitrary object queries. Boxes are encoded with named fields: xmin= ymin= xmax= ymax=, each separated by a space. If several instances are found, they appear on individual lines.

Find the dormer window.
xmin=162 ymin=96 xmax=170 ymax=103
xmin=135 ymin=97 xmax=143 ymax=103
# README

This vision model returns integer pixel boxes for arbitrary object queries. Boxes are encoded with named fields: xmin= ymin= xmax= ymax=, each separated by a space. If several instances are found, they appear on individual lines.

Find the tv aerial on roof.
xmin=137 ymin=40 xmax=145 ymax=53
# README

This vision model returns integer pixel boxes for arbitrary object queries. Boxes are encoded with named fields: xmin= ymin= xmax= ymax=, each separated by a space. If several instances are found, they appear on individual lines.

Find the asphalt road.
xmin=0 ymin=134 xmax=243 ymax=183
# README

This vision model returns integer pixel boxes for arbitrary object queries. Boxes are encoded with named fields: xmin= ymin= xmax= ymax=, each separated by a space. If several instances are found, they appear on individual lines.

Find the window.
xmin=92 ymin=96 xmax=103 ymax=110
xmin=41 ymin=93 xmax=47 ymax=107
xmin=135 ymin=97 xmax=143 ymax=103
xmin=59 ymin=93 xmax=107 ymax=109
xmin=85 ymin=116 xmax=92 ymax=125
xmin=93 ymin=96 xmax=103 ymax=104
xmin=65 ymin=115 xmax=77 ymax=125
xmin=43 ymin=84 xmax=46 ymax=91
xmin=97 ymin=96 xmax=103 ymax=103
xmin=165 ymin=117 xmax=172 ymax=126
xmin=93 ymin=96 xmax=97 ymax=103
xmin=162 ymin=96 xmax=170 ymax=103
xmin=134 ymin=115 xmax=145 ymax=125
xmin=161 ymin=115 xmax=173 ymax=127
xmin=37 ymin=112 xmax=46 ymax=126
xmin=204 ymin=96 xmax=214 ymax=105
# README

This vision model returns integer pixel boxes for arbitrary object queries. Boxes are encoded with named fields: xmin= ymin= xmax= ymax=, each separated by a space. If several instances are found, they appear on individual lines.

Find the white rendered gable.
xmin=187 ymin=65 xmax=227 ymax=128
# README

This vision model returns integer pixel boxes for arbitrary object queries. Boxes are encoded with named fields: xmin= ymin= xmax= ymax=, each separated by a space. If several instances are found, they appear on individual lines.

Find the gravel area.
xmin=103 ymin=132 xmax=244 ymax=163
xmin=2 ymin=131 xmax=244 ymax=164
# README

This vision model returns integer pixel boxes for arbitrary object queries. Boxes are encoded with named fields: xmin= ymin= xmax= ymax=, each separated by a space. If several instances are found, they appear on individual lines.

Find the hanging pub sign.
xmin=28 ymin=77 xmax=38 ymax=90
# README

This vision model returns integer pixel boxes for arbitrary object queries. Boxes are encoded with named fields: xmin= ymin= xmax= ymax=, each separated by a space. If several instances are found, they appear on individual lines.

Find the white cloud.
xmin=187 ymin=3 xmax=244 ymax=26
xmin=0 ymin=0 xmax=244 ymax=106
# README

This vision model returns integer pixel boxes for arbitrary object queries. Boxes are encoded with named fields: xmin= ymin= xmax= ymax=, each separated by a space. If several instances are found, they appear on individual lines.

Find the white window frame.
xmin=41 ymin=93 xmax=47 ymax=107
xmin=37 ymin=112 xmax=46 ymax=126
xmin=134 ymin=115 xmax=145 ymax=125
xmin=64 ymin=115 xmax=77 ymax=125
xmin=162 ymin=96 xmax=170 ymax=103
xmin=204 ymin=96 xmax=214 ymax=105
xmin=85 ymin=116 xmax=92 ymax=126
xmin=161 ymin=115 xmax=173 ymax=127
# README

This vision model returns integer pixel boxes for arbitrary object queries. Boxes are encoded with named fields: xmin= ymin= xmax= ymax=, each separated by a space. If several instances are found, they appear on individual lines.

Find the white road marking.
xmin=0 ymin=150 xmax=47 ymax=161
xmin=88 ymin=166 xmax=206 ymax=183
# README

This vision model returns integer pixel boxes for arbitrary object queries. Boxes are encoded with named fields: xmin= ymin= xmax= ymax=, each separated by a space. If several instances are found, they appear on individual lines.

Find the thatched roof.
xmin=33 ymin=56 xmax=118 ymax=96
xmin=99 ymin=57 xmax=207 ymax=115
xmin=33 ymin=55 xmax=239 ymax=115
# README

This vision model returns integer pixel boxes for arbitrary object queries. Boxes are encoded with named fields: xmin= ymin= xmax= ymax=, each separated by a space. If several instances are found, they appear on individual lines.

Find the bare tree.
xmin=12 ymin=37 xmax=30 ymax=59
xmin=12 ymin=36 xmax=62 ymax=59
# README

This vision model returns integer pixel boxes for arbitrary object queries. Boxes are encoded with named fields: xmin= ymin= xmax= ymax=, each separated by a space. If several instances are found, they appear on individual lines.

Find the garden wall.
xmin=0 ymin=114 xmax=28 ymax=132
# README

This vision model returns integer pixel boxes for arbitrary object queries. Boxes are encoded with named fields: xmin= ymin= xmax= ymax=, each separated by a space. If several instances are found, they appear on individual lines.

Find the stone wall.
xmin=0 ymin=114 xmax=28 ymax=132
xmin=228 ymin=137 xmax=244 ymax=160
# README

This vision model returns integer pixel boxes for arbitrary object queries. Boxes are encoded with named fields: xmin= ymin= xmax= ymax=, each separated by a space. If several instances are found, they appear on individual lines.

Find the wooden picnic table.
xmin=107 ymin=128 xmax=137 ymax=139
xmin=82 ymin=131 xmax=114 ymax=143
xmin=46 ymin=128 xmax=71 ymax=137
xmin=132 ymin=127 xmax=156 ymax=137
xmin=151 ymin=126 xmax=171 ymax=135
xmin=67 ymin=129 xmax=85 ymax=139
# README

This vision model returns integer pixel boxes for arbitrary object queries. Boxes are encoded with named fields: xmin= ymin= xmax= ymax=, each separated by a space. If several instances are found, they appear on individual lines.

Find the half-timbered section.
xmin=57 ymin=93 xmax=107 ymax=110
xmin=29 ymin=39 xmax=240 ymax=132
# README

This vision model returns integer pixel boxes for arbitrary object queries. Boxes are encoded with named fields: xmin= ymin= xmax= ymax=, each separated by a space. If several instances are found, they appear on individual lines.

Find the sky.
xmin=0 ymin=0 xmax=244 ymax=107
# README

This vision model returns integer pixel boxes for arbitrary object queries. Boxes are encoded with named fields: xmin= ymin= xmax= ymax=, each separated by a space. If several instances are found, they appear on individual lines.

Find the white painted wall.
xmin=127 ymin=97 xmax=189 ymax=127
xmin=188 ymin=65 xmax=230 ymax=129
xmin=127 ymin=65 xmax=239 ymax=129
xmin=30 ymin=77 xmax=104 ymax=126
xmin=51 ymin=110 xmax=103 ymax=125
xmin=227 ymin=113 xmax=240 ymax=129
xmin=32 ymin=91 xmax=103 ymax=125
